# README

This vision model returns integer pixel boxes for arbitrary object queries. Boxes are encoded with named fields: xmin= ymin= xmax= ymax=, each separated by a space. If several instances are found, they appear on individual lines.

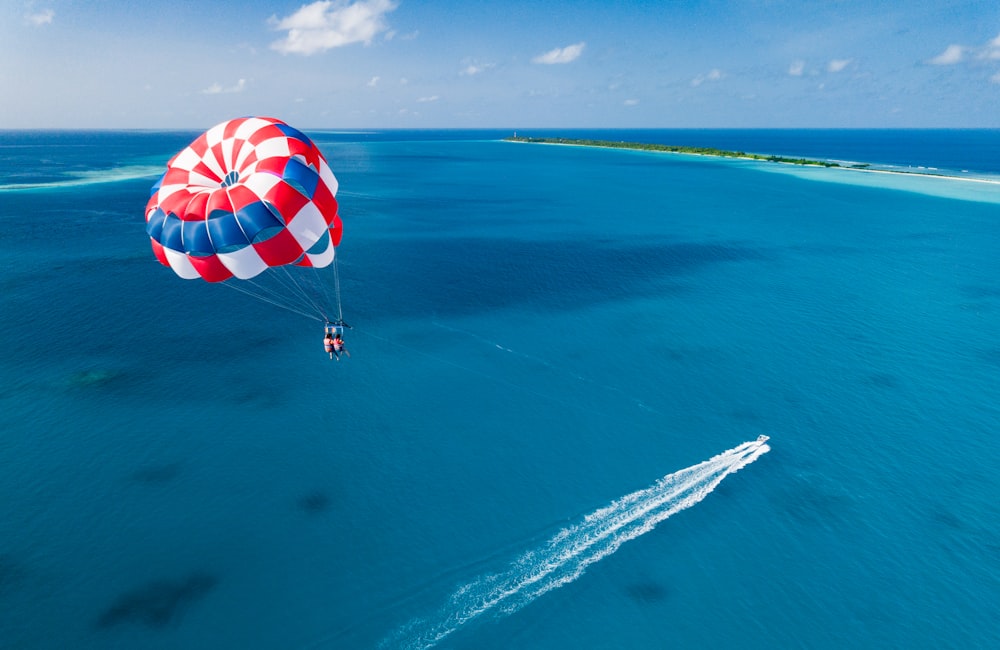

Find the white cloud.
xmin=827 ymin=59 xmax=851 ymax=73
xmin=416 ymin=95 xmax=439 ymax=102
xmin=532 ymin=42 xmax=585 ymax=64
xmin=201 ymin=79 xmax=247 ymax=94
xmin=927 ymin=34 xmax=1000 ymax=66
xmin=270 ymin=0 xmax=399 ymax=56
xmin=367 ymin=76 xmax=380 ymax=87
xmin=623 ymin=98 xmax=639 ymax=106
xmin=983 ymin=32 xmax=1000 ymax=60
xmin=460 ymin=61 xmax=495 ymax=76
xmin=992 ymin=71 xmax=1000 ymax=84
xmin=928 ymin=44 xmax=964 ymax=65
xmin=691 ymin=68 xmax=723 ymax=86
xmin=788 ymin=60 xmax=805 ymax=76
xmin=26 ymin=8 xmax=54 ymax=25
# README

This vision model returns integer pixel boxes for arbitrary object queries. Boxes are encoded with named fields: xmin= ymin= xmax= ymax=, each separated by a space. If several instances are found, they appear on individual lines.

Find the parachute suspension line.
xmin=273 ymin=264 xmax=329 ymax=321
xmin=307 ymin=259 xmax=335 ymax=324
xmin=210 ymin=182 xmax=328 ymax=320
xmin=236 ymin=271 xmax=312 ymax=315
xmin=222 ymin=280 xmax=324 ymax=321
xmin=332 ymin=254 xmax=344 ymax=323
xmin=230 ymin=279 xmax=317 ymax=320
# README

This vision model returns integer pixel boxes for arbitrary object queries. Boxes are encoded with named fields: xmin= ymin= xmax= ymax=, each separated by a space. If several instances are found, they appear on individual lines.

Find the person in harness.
xmin=332 ymin=332 xmax=349 ymax=360
xmin=324 ymin=323 xmax=351 ymax=361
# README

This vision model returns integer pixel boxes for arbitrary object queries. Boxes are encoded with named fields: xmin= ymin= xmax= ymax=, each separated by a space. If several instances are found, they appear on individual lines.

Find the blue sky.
xmin=2 ymin=0 xmax=999 ymax=129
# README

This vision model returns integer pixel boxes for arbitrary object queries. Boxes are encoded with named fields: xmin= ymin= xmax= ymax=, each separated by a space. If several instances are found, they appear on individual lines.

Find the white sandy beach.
xmin=510 ymin=138 xmax=1000 ymax=204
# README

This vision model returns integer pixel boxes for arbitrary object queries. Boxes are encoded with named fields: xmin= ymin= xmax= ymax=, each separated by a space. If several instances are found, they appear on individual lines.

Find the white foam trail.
xmin=384 ymin=437 xmax=770 ymax=649
xmin=0 ymin=165 xmax=163 ymax=192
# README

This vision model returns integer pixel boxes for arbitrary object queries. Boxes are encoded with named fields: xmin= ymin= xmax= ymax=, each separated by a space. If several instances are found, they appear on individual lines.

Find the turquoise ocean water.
xmin=1 ymin=129 xmax=999 ymax=649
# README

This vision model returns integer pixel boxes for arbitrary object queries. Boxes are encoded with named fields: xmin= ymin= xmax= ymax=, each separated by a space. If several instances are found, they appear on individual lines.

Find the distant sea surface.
xmin=1 ymin=129 xmax=998 ymax=649
xmin=316 ymin=128 xmax=1000 ymax=175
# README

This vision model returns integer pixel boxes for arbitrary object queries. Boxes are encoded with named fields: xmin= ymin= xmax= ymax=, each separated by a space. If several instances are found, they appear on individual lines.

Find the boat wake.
xmin=383 ymin=436 xmax=771 ymax=649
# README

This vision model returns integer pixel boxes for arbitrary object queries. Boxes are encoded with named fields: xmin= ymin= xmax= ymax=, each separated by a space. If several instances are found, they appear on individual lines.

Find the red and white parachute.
xmin=144 ymin=117 xmax=344 ymax=321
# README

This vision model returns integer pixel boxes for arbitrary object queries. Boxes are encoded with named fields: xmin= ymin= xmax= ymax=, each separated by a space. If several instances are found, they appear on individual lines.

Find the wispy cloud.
xmin=788 ymin=60 xmax=805 ymax=76
xmin=927 ymin=44 xmax=964 ymax=65
xmin=827 ymin=59 xmax=851 ymax=73
xmin=532 ymin=42 xmax=585 ymax=64
xmin=367 ymin=76 xmax=380 ymax=87
xmin=927 ymin=33 xmax=1000 ymax=65
xmin=691 ymin=68 xmax=723 ymax=86
xmin=416 ymin=95 xmax=439 ymax=103
xmin=270 ymin=0 xmax=399 ymax=56
xmin=623 ymin=98 xmax=639 ymax=106
xmin=201 ymin=79 xmax=247 ymax=94
xmin=25 ymin=8 xmax=54 ymax=26
xmin=460 ymin=60 xmax=495 ymax=76
xmin=925 ymin=33 xmax=1000 ymax=85
xmin=983 ymin=32 xmax=1000 ymax=60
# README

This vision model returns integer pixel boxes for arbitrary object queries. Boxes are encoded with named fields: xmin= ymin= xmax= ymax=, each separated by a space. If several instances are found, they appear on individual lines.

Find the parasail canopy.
xmin=145 ymin=116 xmax=341 ymax=283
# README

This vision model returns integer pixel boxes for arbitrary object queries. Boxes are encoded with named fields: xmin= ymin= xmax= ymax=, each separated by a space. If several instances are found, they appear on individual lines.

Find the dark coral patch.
xmin=97 ymin=572 xmax=216 ymax=629
xmin=298 ymin=491 xmax=332 ymax=514
xmin=129 ymin=463 xmax=181 ymax=484
xmin=868 ymin=372 xmax=899 ymax=388
xmin=626 ymin=581 xmax=669 ymax=603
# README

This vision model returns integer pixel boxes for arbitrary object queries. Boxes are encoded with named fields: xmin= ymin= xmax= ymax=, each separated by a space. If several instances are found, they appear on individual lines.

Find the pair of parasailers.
xmin=323 ymin=324 xmax=351 ymax=361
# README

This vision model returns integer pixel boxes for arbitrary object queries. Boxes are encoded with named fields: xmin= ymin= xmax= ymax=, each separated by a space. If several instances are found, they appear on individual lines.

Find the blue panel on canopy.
xmin=274 ymin=122 xmax=310 ymax=145
xmin=235 ymin=201 xmax=284 ymax=242
xmin=145 ymin=207 xmax=167 ymax=240
xmin=159 ymin=215 xmax=184 ymax=252
xmin=149 ymin=172 xmax=165 ymax=198
xmin=181 ymin=219 xmax=214 ymax=257
xmin=282 ymin=157 xmax=320 ymax=198
xmin=207 ymin=212 xmax=251 ymax=253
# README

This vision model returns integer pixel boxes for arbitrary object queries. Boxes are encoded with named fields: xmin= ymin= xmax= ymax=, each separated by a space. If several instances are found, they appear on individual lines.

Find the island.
xmin=503 ymin=135 xmax=1000 ymax=190
xmin=503 ymin=136 xmax=854 ymax=168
